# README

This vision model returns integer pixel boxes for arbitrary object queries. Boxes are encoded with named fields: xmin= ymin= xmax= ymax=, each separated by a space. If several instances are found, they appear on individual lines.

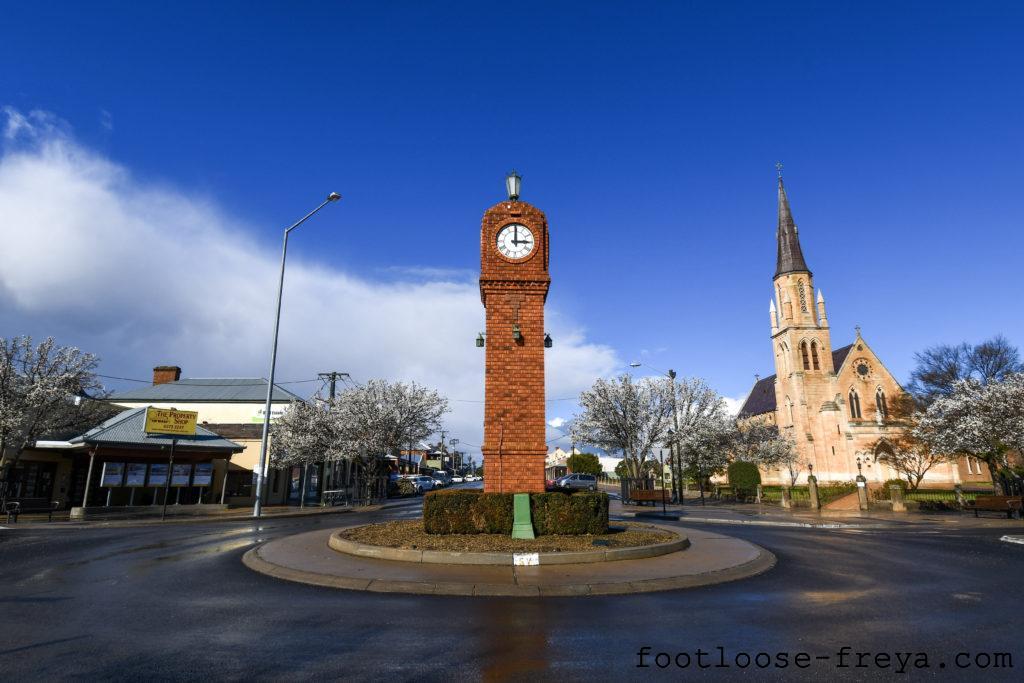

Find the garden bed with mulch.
xmin=338 ymin=520 xmax=675 ymax=553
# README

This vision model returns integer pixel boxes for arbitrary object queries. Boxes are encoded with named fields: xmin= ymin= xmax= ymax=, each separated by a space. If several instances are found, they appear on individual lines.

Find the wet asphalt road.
xmin=1 ymin=497 xmax=1022 ymax=682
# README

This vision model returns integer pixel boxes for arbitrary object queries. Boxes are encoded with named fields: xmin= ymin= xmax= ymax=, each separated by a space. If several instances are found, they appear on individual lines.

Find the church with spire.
xmin=737 ymin=173 xmax=978 ymax=486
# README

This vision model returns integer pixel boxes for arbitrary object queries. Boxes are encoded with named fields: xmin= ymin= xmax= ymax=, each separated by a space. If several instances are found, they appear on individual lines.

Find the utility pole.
xmin=317 ymin=371 xmax=350 ymax=506
xmin=439 ymin=430 xmax=447 ymax=474
xmin=318 ymin=371 xmax=351 ymax=401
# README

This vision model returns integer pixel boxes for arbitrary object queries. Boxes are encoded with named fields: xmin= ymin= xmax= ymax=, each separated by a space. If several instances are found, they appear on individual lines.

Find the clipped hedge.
xmin=423 ymin=489 xmax=609 ymax=535
xmin=727 ymin=461 xmax=761 ymax=499
xmin=423 ymin=490 xmax=513 ymax=534
xmin=531 ymin=492 xmax=609 ymax=535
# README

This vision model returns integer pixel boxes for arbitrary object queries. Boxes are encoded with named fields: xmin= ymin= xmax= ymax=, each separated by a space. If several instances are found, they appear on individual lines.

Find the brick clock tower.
xmin=479 ymin=171 xmax=550 ymax=493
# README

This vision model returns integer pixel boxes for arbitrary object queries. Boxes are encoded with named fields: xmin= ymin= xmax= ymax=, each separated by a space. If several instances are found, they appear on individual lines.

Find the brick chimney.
xmin=153 ymin=366 xmax=182 ymax=385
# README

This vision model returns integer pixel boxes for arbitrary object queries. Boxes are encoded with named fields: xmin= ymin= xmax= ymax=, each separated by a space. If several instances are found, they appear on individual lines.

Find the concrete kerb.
xmin=327 ymin=523 xmax=690 ymax=565
xmin=241 ymin=525 xmax=776 ymax=597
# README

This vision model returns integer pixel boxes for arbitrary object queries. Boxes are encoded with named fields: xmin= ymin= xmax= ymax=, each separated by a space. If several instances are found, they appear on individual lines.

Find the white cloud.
xmin=547 ymin=417 xmax=566 ymax=428
xmin=722 ymin=396 xmax=744 ymax=416
xmin=0 ymin=108 xmax=620 ymax=453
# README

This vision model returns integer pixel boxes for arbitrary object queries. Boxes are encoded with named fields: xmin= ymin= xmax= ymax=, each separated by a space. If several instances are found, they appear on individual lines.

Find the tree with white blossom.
xmin=270 ymin=399 xmax=337 ymax=468
xmin=270 ymin=379 xmax=449 ymax=503
xmin=730 ymin=421 xmax=801 ymax=485
xmin=571 ymin=374 xmax=674 ymax=479
xmin=0 ymin=336 xmax=115 ymax=464
xmin=676 ymin=411 xmax=734 ymax=504
xmin=915 ymin=374 xmax=1024 ymax=494
xmin=669 ymin=377 xmax=727 ymax=496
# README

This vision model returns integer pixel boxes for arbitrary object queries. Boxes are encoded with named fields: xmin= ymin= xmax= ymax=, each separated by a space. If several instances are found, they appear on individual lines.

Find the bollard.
xmin=781 ymin=486 xmax=792 ymax=509
xmin=856 ymin=475 xmax=869 ymax=511
xmin=890 ymin=484 xmax=906 ymax=512
xmin=954 ymin=484 xmax=965 ymax=509
xmin=756 ymin=484 xmax=763 ymax=504
xmin=808 ymin=475 xmax=820 ymax=510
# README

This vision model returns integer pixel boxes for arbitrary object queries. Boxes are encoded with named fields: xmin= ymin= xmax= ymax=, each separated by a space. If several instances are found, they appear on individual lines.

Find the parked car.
xmin=554 ymin=473 xmax=598 ymax=491
xmin=403 ymin=475 xmax=436 ymax=493
xmin=451 ymin=476 xmax=464 ymax=483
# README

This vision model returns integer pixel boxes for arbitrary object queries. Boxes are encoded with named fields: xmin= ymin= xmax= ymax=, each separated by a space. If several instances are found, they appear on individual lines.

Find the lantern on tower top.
xmin=505 ymin=170 xmax=521 ymax=201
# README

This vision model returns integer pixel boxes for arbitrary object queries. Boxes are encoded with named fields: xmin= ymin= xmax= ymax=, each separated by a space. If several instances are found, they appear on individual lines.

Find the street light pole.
xmin=630 ymin=362 xmax=682 ymax=505
xmin=253 ymin=192 xmax=342 ymax=519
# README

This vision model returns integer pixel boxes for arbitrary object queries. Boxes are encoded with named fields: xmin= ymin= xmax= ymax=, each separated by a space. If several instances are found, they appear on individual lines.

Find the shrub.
xmin=566 ymin=452 xmax=603 ymax=476
xmin=395 ymin=479 xmax=418 ymax=497
xmin=422 ymin=490 xmax=608 ymax=535
xmin=727 ymin=461 xmax=761 ymax=499
xmin=531 ymin=492 xmax=609 ymax=535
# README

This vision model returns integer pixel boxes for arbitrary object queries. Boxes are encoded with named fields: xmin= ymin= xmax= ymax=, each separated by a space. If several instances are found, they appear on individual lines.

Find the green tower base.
xmin=511 ymin=493 xmax=535 ymax=539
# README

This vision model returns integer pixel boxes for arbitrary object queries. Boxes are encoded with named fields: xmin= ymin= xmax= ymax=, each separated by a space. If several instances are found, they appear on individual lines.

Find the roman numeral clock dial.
xmin=496 ymin=223 xmax=534 ymax=259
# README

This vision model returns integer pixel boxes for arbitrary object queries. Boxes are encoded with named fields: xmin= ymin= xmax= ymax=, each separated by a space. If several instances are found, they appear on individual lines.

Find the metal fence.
xmin=322 ymin=475 xmax=389 ymax=507
xmin=619 ymin=477 xmax=657 ymax=503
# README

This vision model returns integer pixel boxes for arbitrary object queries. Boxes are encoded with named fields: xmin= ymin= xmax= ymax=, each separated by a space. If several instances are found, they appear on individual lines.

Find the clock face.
xmin=496 ymin=223 xmax=535 ymax=260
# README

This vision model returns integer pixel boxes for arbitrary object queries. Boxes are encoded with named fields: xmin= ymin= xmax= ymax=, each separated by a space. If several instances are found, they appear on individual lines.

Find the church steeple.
xmin=774 ymin=174 xmax=811 ymax=277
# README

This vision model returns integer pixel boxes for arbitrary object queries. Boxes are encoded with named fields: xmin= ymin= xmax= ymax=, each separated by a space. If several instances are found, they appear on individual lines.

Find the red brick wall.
xmin=153 ymin=366 xmax=182 ymax=385
xmin=479 ymin=201 xmax=550 ymax=493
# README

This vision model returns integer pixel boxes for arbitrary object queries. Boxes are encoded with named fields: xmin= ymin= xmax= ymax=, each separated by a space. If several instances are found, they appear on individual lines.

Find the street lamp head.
xmin=505 ymin=170 xmax=521 ymax=201
xmin=327 ymin=192 xmax=342 ymax=202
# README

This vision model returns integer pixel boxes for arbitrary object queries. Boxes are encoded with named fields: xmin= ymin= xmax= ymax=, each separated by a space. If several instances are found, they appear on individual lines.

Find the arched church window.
xmin=800 ymin=342 xmax=810 ymax=370
xmin=810 ymin=341 xmax=820 ymax=370
xmin=849 ymin=390 xmax=862 ymax=419
xmin=875 ymin=388 xmax=888 ymax=419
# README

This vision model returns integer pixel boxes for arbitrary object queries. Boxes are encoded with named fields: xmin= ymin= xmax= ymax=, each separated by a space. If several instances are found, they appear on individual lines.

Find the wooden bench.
xmin=968 ymin=495 xmax=1023 ymax=519
xmin=631 ymin=489 xmax=670 ymax=506
xmin=4 ymin=500 xmax=60 ymax=523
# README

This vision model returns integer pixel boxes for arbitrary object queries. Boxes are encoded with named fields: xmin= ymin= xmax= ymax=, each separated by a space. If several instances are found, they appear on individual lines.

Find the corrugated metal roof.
xmin=70 ymin=408 xmax=243 ymax=452
xmin=109 ymin=378 xmax=301 ymax=403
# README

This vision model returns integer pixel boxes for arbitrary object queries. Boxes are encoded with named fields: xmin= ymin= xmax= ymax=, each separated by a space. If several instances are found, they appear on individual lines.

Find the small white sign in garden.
xmin=513 ymin=553 xmax=540 ymax=566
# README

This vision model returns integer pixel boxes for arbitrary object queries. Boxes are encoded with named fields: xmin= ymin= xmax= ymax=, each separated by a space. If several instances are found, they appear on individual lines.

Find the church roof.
xmin=738 ymin=343 xmax=856 ymax=418
xmin=775 ymin=176 xmax=811 ymax=277
xmin=831 ymin=343 xmax=854 ymax=372
xmin=738 ymin=375 xmax=777 ymax=418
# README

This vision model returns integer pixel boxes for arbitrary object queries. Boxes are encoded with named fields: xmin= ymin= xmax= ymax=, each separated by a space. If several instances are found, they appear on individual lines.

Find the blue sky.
xmin=2 ymin=2 xmax=1023 ymax=457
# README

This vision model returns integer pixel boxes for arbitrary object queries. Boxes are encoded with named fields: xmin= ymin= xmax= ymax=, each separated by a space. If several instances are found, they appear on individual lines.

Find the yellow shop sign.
xmin=144 ymin=407 xmax=199 ymax=436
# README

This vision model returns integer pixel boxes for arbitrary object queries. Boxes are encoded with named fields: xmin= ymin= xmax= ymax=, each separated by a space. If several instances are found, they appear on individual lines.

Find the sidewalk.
xmin=612 ymin=497 xmax=1024 ymax=530
xmin=0 ymin=498 xmax=419 ymax=529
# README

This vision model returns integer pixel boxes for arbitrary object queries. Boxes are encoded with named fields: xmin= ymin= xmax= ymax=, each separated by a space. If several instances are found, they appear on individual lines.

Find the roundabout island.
xmin=242 ymin=517 xmax=775 ymax=597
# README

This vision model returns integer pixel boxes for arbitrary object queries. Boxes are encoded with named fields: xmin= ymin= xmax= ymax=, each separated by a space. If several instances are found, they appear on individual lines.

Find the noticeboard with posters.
xmin=192 ymin=463 xmax=213 ymax=487
xmin=100 ymin=462 xmax=124 ymax=487
xmin=125 ymin=463 xmax=148 ymax=487
xmin=171 ymin=463 xmax=192 ymax=487
xmin=148 ymin=463 xmax=169 ymax=487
